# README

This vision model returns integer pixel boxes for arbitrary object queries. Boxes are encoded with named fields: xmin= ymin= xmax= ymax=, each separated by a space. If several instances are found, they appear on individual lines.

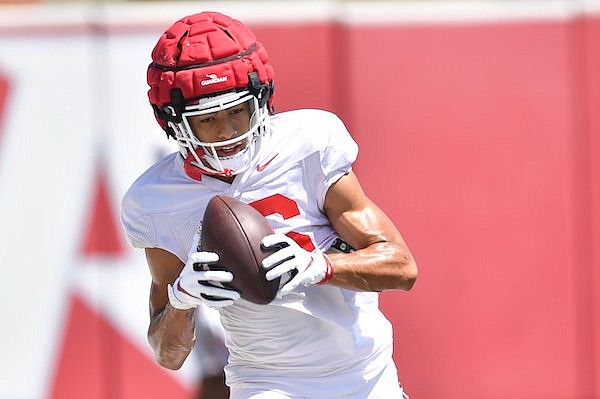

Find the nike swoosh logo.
xmin=256 ymin=154 xmax=278 ymax=172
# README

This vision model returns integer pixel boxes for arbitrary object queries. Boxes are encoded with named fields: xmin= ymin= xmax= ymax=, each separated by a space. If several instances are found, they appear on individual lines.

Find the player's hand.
xmin=168 ymin=234 xmax=241 ymax=309
xmin=261 ymin=233 xmax=333 ymax=298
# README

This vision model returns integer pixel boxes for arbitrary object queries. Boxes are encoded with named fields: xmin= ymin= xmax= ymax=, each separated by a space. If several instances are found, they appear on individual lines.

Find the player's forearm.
xmin=148 ymin=303 xmax=196 ymax=370
xmin=327 ymin=241 xmax=417 ymax=292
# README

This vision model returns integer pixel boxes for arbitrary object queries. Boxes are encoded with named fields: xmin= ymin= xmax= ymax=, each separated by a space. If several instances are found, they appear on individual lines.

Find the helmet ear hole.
xmin=151 ymin=104 xmax=177 ymax=139
xmin=267 ymin=81 xmax=275 ymax=113
xmin=247 ymin=71 xmax=272 ymax=109
xmin=170 ymin=88 xmax=185 ymax=119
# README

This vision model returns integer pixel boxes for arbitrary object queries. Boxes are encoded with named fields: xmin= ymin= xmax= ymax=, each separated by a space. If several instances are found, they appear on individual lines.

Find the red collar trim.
xmin=183 ymin=148 xmax=204 ymax=181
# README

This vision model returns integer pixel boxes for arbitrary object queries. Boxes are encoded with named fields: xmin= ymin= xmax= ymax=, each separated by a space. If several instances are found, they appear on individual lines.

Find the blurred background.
xmin=0 ymin=0 xmax=599 ymax=398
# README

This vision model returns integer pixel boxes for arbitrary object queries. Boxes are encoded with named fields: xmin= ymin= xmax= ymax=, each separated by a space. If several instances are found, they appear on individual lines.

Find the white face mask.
xmin=202 ymin=144 xmax=252 ymax=174
xmin=168 ymin=91 xmax=269 ymax=177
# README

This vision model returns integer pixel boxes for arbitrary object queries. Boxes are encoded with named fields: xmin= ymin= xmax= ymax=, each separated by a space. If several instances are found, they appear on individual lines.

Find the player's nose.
xmin=215 ymin=115 xmax=238 ymax=140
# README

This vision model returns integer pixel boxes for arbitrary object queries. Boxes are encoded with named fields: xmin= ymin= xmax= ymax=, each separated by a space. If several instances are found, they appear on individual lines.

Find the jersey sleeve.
xmin=120 ymin=187 xmax=158 ymax=249
xmin=121 ymin=187 xmax=195 ymax=262
xmin=119 ymin=153 xmax=199 ymax=261
xmin=312 ymin=111 xmax=359 ymax=208
xmin=320 ymin=112 xmax=358 ymax=186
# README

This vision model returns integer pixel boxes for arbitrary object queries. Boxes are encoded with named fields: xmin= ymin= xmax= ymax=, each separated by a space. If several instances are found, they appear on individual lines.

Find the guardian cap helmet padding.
xmin=147 ymin=11 xmax=275 ymax=177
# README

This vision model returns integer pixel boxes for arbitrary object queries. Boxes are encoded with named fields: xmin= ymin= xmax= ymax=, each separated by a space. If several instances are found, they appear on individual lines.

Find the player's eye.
xmin=198 ymin=115 xmax=215 ymax=123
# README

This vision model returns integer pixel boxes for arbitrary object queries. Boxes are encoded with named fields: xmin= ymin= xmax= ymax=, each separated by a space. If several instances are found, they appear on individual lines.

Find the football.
xmin=200 ymin=195 xmax=279 ymax=304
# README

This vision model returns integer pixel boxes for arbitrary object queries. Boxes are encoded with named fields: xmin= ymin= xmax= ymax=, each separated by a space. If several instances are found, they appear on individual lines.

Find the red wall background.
xmin=3 ymin=7 xmax=596 ymax=399
xmin=254 ymin=14 xmax=600 ymax=399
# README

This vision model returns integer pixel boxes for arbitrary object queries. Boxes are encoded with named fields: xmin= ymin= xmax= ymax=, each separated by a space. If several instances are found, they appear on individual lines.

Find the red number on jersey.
xmin=250 ymin=194 xmax=316 ymax=251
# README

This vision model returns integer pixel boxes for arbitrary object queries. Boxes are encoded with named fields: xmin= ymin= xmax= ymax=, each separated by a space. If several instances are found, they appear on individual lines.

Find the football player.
xmin=121 ymin=11 xmax=418 ymax=399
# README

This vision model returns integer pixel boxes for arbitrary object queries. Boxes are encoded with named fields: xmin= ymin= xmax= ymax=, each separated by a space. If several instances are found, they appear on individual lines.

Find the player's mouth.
xmin=216 ymin=142 xmax=245 ymax=158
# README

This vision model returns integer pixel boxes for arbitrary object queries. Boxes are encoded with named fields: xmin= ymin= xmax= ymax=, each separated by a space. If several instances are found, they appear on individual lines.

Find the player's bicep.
xmin=324 ymin=171 xmax=405 ymax=250
xmin=145 ymin=247 xmax=185 ymax=317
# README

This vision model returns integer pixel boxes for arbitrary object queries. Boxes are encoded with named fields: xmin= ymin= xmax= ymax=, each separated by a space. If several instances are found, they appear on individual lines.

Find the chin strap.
xmin=183 ymin=149 xmax=237 ymax=181
xmin=182 ymin=148 xmax=204 ymax=181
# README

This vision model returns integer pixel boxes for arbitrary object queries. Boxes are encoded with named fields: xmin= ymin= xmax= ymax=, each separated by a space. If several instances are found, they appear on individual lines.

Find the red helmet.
xmin=147 ymin=11 xmax=275 ymax=177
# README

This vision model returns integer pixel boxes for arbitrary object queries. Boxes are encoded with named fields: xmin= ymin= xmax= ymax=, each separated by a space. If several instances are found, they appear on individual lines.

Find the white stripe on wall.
xmin=0 ymin=0 xmax=599 ymax=33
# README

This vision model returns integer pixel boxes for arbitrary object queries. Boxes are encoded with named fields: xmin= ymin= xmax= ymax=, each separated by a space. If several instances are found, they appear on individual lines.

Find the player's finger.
xmin=202 ymin=296 xmax=236 ymax=308
xmin=262 ymin=245 xmax=295 ymax=270
xmin=199 ymin=270 xmax=234 ymax=282
xmin=199 ymin=283 xmax=240 ymax=300
xmin=277 ymin=275 xmax=302 ymax=298
xmin=261 ymin=233 xmax=291 ymax=249
xmin=190 ymin=251 xmax=219 ymax=264
xmin=264 ymin=260 xmax=298 ymax=281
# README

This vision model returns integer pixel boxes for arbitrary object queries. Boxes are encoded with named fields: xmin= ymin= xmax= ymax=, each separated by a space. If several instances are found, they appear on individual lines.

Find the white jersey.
xmin=121 ymin=109 xmax=402 ymax=398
